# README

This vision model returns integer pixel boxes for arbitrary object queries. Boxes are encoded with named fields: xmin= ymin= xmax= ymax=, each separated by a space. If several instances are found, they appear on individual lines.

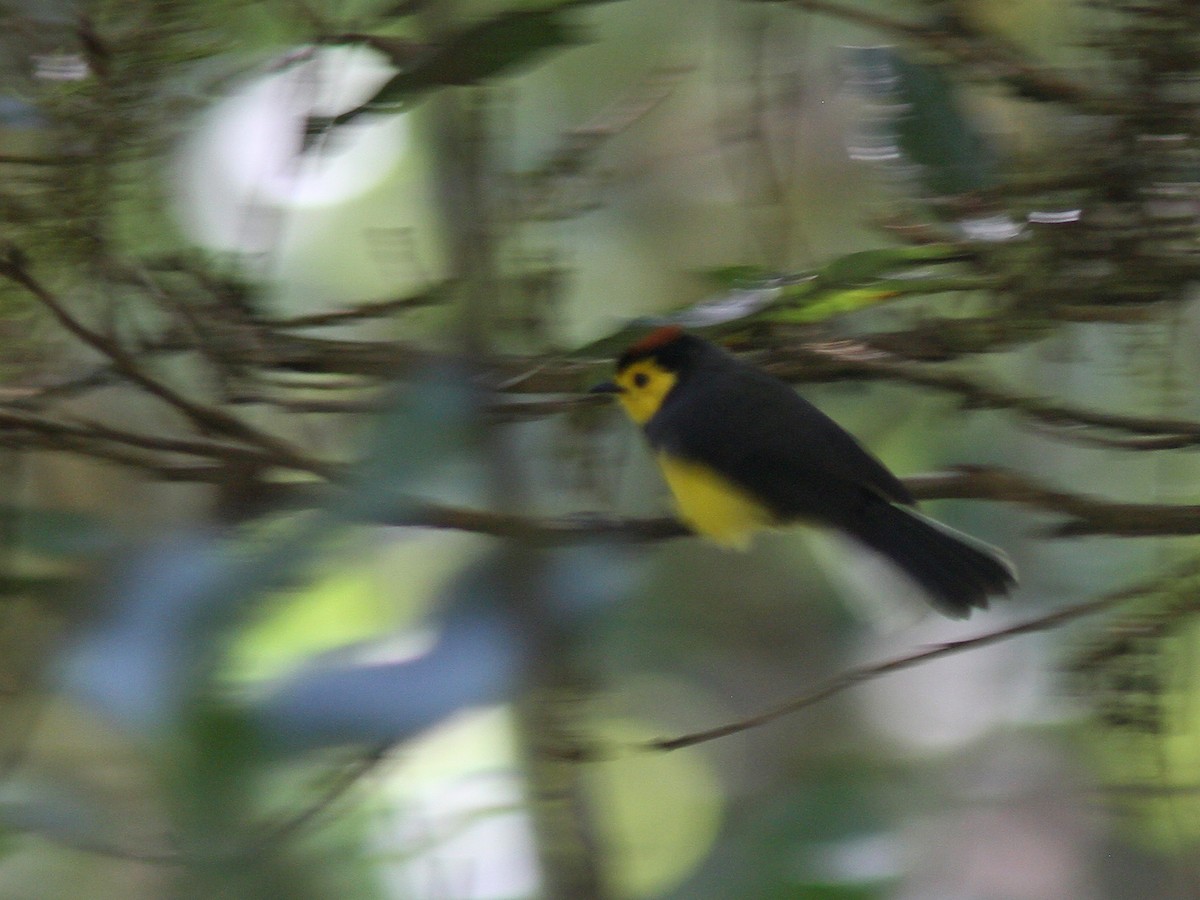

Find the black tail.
xmin=848 ymin=500 xmax=1016 ymax=618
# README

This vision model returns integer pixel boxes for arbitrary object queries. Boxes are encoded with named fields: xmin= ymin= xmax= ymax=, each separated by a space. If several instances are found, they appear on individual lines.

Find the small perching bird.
xmin=591 ymin=327 xmax=1016 ymax=618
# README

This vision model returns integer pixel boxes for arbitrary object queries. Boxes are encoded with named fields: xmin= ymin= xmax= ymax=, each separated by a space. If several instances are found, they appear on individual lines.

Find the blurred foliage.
xmin=5 ymin=0 xmax=1200 ymax=898
xmin=1068 ymin=558 xmax=1200 ymax=849
xmin=310 ymin=3 xmax=619 ymax=135
xmin=847 ymin=45 xmax=997 ymax=197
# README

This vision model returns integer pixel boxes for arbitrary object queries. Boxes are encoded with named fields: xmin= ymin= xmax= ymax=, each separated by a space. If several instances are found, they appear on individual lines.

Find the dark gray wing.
xmin=644 ymin=363 xmax=914 ymax=525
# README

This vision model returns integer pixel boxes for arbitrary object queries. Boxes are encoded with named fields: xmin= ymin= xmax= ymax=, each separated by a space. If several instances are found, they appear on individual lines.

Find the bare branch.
xmin=375 ymin=501 xmax=685 ymax=543
xmin=224 ymin=392 xmax=608 ymax=420
xmin=908 ymin=466 xmax=1200 ymax=537
xmin=644 ymin=574 xmax=1163 ymax=752
xmin=0 ymin=407 xmax=280 ymax=466
xmin=17 ymin=747 xmax=390 ymax=867
xmin=86 ymin=328 xmax=1200 ymax=455
xmin=519 ymin=66 xmax=686 ymax=220
xmin=250 ymin=744 xmax=389 ymax=851
xmin=0 ymin=255 xmax=337 ymax=478
xmin=389 ymin=464 xmax=1200 ymax=542
xmin=251 ymin=464 xmax=1200 ymax=543
xmin=1023 ymin=422 xmax=1200 ymax=451
xmin=0 ymin=430 xmax=162 ymax=471
xmin=770 ymin=342 xmax=1200 ymax=445
xmin=261 ymin=286 xmax=448 ymax=328
xmin=0 ymin=368 xmax=119 ymax=408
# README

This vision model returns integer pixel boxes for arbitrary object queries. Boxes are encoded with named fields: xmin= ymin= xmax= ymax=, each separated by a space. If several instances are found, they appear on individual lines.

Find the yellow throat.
xmin=613 ymin=359 xmax=678 ymax=425
xmin=611 ymin=358 xmax=772 ymax=549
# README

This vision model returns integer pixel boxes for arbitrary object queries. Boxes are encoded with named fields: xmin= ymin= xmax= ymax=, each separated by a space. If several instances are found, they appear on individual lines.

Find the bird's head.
xmin=590 ymin=325 xmax=697 ymax=424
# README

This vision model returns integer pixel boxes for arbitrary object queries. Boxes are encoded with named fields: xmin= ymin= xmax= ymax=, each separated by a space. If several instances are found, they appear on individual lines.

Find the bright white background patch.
xmin=177 ymin=47 xmax=406 ymax=244
xmin=173 ymin=46 xmax=443 ymax=312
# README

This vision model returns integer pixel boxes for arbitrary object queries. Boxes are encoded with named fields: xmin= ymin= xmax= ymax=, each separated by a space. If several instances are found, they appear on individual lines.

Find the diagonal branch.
xmin=0 ymin=254 xmax=336 ymax=478
xmin=0 ymin=407 xmax=282 ymax=466
xmin=249 ymin=744 xmax=390 ymax=852
xmin=644 ymin=573 xmax=1165 ymax=752
xmin=0 ymin=431 xmax=217 ymax=478
xmin=519 ymin=65 xmax=686 ymax=221
xmin=260 ymin=286 xmax=449 ymax=328
xmin=25 ymin=312 xmax=1200 ymax=460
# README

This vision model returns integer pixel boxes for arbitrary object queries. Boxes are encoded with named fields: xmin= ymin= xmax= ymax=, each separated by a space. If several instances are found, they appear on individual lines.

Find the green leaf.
xmin=413 ymin=8 xmax=582 ymax=88
xmin=256 ymin=547 xmax=524 ymax=752
xmin=0 ymin=505 xmax=109 ymax=557
xmin=850 ymin=47 xmax=996 ymax=197
xmin=56 ymin=527 xmax=331 ymax=738
xmin=342 ymin=365 xmax=480 ymax=520
xmin=896 ymin=56 xmax=994 ymax=195
xmin=312 ymin=7 xmax=592 ymax=138
xmin=767 ymin=286 xmax=900 ymax=324
xmin=816 ymin=244 xmax=969 ymax=287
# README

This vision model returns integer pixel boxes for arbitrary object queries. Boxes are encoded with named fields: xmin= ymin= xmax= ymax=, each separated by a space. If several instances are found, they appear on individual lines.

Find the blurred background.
xmin=2 ymin=0 xmax=1200 ymax=897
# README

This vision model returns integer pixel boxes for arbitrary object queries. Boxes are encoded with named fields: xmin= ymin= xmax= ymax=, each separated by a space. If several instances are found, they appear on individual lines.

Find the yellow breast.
xmin=657 ymin=453 xmax=775 ymax=550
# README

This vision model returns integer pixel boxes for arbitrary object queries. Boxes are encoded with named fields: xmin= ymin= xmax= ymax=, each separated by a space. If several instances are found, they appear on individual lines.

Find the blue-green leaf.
xmin=256 ymin=549 xmax=524 ymax=752
xmin=342 ymin=365 xmax=480 ymax=520
xmin=847 ymin=46 xmax=996 ymax=197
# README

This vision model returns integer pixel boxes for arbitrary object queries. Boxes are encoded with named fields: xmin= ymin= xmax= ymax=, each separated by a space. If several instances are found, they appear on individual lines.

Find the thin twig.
xmin=19 ymin=747 xmax=389 ymax=867
xmin=519 ymin=66 xmax=686 ymax=220
xmin=261 ymin=287 xmax=448 ymax=328
xmin=0 ymin=431 xmax=212 ymax=475
xmin=644 ymin=577 xmax=1156 ymax=752
xmin=1023 ymin=421 xmax=1200 ymax=452
xmin=907 ymin=466 xmax=1200 ymax=537
xmin=32 ymin=309 xmax=1199 ymax=456
xmin=773 ymin=342 xmax=1200 ymax=445
xmin=250 ymin=744 xmax=389 ymax=851
xmin=134 ymin=464 xmax=1200 ymax=541
xmin=0 ymin=256 xmax=336 ymax=478
xmin=0 ymin=408 xmax=280 ymax=465
xmin=0 ymin=368 xmax=119 ymax=408
xmin=384 ymin=466 xmax=1200 ymax=542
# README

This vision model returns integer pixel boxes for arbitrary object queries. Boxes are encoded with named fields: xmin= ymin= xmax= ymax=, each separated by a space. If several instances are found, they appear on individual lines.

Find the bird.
xmin=590 ymin=326 xmax=1016 ymax=618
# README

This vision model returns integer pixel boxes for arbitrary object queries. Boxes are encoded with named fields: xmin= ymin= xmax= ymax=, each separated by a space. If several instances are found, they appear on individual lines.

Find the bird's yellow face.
xmin=613 ymin=359 xmax=678 ymax=425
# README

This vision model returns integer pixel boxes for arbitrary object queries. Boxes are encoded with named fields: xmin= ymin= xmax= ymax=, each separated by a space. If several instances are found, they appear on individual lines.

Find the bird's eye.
xmin=633 ymin=372 xmax=650 ymax=388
